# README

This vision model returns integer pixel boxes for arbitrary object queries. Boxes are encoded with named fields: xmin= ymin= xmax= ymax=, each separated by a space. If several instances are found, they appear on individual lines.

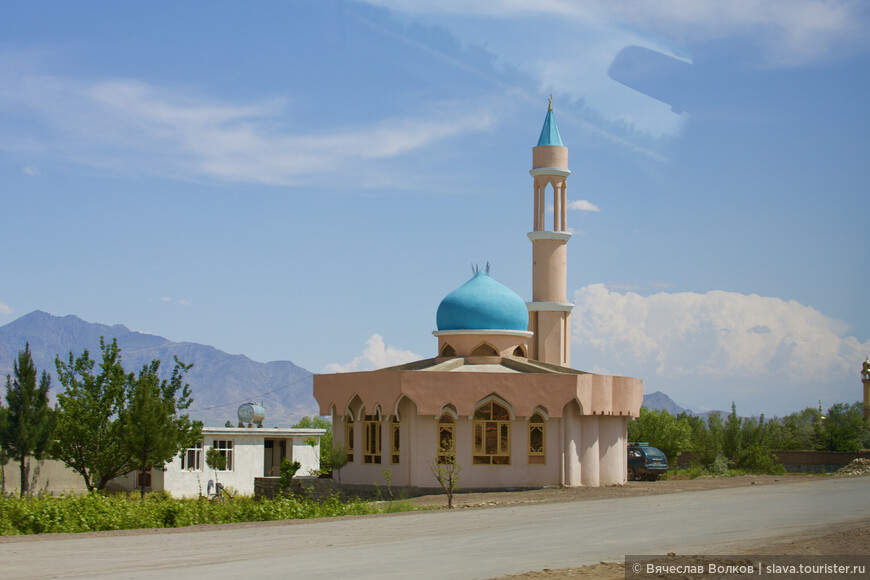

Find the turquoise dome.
xmin=436 ymin=272 xmax=529 ymax=332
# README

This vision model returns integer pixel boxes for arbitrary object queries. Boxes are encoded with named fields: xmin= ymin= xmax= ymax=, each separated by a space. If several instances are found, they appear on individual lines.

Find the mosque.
xmin=314 ymin=101 xmax=643 ymax=489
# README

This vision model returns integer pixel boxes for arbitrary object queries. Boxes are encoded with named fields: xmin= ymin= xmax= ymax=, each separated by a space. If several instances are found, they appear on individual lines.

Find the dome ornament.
xmin=471 ymin=261 xmax=491 ymax=275
xmin=548 ymin=94 xmax=553 ymax=110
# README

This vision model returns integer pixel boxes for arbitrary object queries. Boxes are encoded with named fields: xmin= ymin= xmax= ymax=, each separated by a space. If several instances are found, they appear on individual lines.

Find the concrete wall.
xmin=2 ymin=458 xmax=88 ymax=495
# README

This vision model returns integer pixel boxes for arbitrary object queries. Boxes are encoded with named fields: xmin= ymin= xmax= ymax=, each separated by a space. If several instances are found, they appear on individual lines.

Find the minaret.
xmin=862 ymin=357 xmax=870 ymax=424
xmin=527 ymin=97 xmax=573 ymax=366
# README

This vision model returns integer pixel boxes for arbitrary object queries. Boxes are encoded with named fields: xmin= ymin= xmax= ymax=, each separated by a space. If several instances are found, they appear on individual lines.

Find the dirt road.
xmin=2 ymin=474 xmax=867 ymax=580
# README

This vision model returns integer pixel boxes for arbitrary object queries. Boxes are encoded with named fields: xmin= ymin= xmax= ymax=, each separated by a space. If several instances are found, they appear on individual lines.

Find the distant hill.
xmin=643 ymin=390 xmax=725 ymax=419
xmin=642 ymin=391 xmax=686 ymax=415
xmin=0 ymin=311 xmax=318 ymax=426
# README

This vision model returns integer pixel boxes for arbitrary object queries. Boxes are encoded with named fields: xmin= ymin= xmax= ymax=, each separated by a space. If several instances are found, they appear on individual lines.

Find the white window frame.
xmin=181 ymin=442 xmax=202 ymax=471
xmin=212 ymin=440 xmax=234 ymax=471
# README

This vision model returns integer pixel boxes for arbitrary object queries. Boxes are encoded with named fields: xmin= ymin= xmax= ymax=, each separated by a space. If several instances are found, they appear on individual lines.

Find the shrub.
xmin=0 ymin=490 xmax=401 ymax=536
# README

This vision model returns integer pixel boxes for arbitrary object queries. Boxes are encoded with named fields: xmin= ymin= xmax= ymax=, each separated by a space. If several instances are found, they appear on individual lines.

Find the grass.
xmin=0 ymin=491 xmax=413 ymax=536
xmin=661 ymin=463 xmax=791 ymax=480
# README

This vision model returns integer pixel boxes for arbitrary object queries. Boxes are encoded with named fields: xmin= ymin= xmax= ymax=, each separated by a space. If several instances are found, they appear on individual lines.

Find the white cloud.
xmin=572 ymin=284 xmax=870 ymax=414
xmin=324 ymin=334 xmax=422 ymax=373
xmin=360 ymin=1 xmax=868 ymax=65
xmin=605 ymin=0 xmax=867 ymax=66
xmin=567 ymin=200 xmax=600 ymax=212
xmin=0 ymin=70 xmax=494 ymax=186
xmin=357 ymin=1 xmax=866 ymax=142
xmin=21 ymin=166 xmax=41 ymax=176
xmin=0 ymin=301 xmax=13 ymax=315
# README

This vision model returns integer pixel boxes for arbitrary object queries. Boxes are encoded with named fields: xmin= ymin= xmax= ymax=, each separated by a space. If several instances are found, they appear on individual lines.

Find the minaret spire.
xmin=527 ymin=98 xmax=573 ymax=366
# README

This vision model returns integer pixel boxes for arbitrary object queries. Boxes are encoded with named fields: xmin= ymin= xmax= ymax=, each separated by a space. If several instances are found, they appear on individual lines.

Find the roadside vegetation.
xmin=630 ymin=401 xmax=870 ymax=479
xmin=0 ymin=491 xmax=399 ymax=536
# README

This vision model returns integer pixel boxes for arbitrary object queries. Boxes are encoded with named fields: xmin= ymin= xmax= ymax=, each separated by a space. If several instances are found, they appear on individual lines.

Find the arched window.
xmin=472 ymin=401 xmax=511 ymax=464
xmin=437 ymin=413 xmax=455 ymax=463
xmin=528 ymin=413 xmax=546 ymax=464
xmin=470 ymin=342 xmax=498 ymax=356
xmin=440 ymin=344 xmax=456 ymax=357
xmin=363 ymin=409 xmax=382 ymax=464
xmin=390 ymin=416 xmax=400 ymax=464
xmin=512 ymin=345 xmax=526 ymax=357
xmin=345 ymin=415 xmax=355 ymax=463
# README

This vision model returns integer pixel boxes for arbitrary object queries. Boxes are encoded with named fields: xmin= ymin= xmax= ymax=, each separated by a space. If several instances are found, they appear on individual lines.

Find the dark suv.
xmin=627 ymin=443 xmax=668 ymax=481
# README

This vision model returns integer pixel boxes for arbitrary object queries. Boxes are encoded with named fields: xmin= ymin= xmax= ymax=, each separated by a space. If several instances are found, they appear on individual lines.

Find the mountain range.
xmin=0 ymin=311 xmax=318 ymax=426
xmin=0 ymin=310 xmax=702 ymax=426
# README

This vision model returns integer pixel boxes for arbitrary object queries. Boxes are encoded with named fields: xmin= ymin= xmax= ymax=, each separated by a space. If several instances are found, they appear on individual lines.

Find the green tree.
xmin=681 ymin=411 xmax=721 ymax=467
xmin=2 ymin=344 xmax=55 ymax=496
xmin=770 ymin=407 xmax=820 ymax=451
xmin=54 ymin=339 xmax=134 ymax=491
xmin=329 ymin=442 xmax=349 ymax=487
xmin=292 ymin=415 xmax=333 ymax=470
xmin=121 ymin=357 xmax=201 ymax=497
xmin=627 ymin=407 xmax=692 ymax=465
xmin=54 ymin=337 xmax=200 ymax=492
xmin=278 ymin=458 xmax=301 ymax=495
xmin=204 ymin=446 xmax=230 ymax=501
xmin=817 ymin=402 xmax=867 ymax=452
xmin=0 ymin=405 xmax=8 ymax=493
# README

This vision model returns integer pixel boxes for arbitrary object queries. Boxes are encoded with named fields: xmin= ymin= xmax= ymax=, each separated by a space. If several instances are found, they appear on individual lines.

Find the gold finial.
xmin=548 ymin=94 xmax=553 ymax=110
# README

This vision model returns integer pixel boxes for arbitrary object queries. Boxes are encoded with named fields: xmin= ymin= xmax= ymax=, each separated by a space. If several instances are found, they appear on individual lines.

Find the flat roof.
xmin=201 ymin=427 xmax=326 ymax=437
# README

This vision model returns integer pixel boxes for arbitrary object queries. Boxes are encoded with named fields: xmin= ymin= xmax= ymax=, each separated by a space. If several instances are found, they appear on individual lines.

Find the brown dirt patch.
xmin=406 ymin=473 xmax=817 ymax=510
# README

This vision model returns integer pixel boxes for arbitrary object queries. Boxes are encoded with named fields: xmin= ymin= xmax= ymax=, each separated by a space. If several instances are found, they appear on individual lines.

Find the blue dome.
xmin=436 ymin=272 xmax=529 ymax=332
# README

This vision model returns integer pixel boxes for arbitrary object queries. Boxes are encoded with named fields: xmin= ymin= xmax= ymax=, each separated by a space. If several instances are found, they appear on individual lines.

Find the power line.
xmin=188 ymin=372 xmax=314 ymax=413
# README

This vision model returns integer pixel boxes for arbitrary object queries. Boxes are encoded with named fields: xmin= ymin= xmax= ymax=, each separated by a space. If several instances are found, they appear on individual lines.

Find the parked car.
xmin=627 ymin=443 xmax=668 ymax=481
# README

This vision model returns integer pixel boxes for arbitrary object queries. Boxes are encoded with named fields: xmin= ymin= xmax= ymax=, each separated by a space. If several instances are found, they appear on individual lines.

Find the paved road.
xmin=3 ymin=477 xmax=868 ymax=580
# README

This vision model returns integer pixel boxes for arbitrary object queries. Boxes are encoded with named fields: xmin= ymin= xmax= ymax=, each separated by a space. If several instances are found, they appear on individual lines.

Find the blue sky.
xmin=1 ymin=0 xmax=868 ymax=416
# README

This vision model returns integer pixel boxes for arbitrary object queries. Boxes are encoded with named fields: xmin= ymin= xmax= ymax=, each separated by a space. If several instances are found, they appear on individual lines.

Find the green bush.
xmin=0 ymin=491 xmax=400 ymax=536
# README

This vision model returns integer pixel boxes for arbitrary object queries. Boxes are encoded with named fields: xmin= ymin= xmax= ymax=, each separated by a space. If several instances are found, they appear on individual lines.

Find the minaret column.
xmin=527 ymin=99 xmax=573 ymax=366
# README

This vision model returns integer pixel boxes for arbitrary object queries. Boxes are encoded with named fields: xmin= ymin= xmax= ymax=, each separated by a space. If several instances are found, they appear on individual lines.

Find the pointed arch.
xmin=472 ymin=395 xmax=513 ymax=465
xmin=439 ymin=403 xmax=459 ymax=421
xmin=363 ymin=404 xmax=383 ymax=464
xmin=473 ymin=393 xmax=515 ymax=420
xmin=470 ymin=341 xmax=499 ymax=356
xmin=530 ymin=405 xmax=550 ymax=420
xmin=512 ymin=345 xmax=527 ymax=357
xmin=345 ymin=393 xmax=364 ymax=420
xmin=440 ymin=343 xmax=456 ymax=357
xmin=437 ymin=410 xmax=456 ymax=463
xmin=392 ymin=393 xmax=419 ymax=422
xmin=528 ymin=410 xmax=547 ymax=465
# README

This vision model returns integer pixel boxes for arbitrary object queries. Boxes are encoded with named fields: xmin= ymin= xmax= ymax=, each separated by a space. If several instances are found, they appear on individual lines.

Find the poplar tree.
xmin=2 ymin=343 xmax=55 ymax=496
xmin=122 ymin=356 xmax=200 ymax=497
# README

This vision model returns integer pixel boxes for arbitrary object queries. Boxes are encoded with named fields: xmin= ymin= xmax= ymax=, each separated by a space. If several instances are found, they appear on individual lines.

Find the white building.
xmin=2 ymin=426 xmax=325 ymax=497
xmin=157 ymin=426 xmax=325 ymax=498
